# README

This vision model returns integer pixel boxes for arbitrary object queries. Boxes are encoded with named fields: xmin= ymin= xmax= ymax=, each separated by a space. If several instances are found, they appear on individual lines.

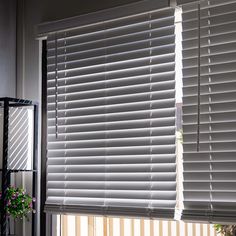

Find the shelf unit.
xmin=0 ymin=97 xmax=38 ymax=236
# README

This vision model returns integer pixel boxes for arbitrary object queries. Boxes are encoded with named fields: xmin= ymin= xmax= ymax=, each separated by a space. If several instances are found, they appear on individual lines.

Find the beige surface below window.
xmin=58 ymin=215 xmax=219 ymax=236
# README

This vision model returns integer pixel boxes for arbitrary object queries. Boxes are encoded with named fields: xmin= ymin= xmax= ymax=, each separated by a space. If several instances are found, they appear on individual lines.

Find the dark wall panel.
xmin=0 ymin=0 xmax=16 ymax=97
xmin=41 ymin=0 xmax=142 ymax=22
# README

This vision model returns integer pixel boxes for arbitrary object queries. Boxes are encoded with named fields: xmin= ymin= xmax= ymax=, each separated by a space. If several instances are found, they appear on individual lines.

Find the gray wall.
xmin=41 ymin=0 xmax=142 ymax=22
xmin=0 ymin=0 xmax=16 ymax=97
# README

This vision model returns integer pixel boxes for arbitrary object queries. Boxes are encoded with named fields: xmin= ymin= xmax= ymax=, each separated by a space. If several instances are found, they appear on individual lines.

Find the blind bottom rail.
xmin=45 ymin=204 xmax=175 ymax=219
xmin=182 ymin=210 xmax=236 ymax=224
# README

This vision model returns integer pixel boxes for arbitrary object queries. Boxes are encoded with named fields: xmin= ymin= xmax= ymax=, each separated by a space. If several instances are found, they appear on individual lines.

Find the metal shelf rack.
xmin=0 ymin=97 xmax=38 ymax=236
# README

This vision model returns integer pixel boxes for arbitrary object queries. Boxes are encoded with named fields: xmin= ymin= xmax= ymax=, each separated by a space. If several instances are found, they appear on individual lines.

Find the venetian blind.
xmin=45 ymin=2 xmax=177 ymax=219
xmin=182 ymin=0 xmax=236 ymax=222
xmin=177 ymin=0 xmax=198 ymax=5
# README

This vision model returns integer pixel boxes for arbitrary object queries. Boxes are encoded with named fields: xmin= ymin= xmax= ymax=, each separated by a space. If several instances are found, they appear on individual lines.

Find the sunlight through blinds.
xmin=45 ymin=0 xmax=177 ymax=219
xmin=182 ymin=0 xmax=236 ymax=222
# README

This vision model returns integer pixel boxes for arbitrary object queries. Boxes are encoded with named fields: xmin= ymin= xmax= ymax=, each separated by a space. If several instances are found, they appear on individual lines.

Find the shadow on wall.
xmin=41 ymin=0 xmax=142 ymax=22
xmin=0 ymin=0 xmax=16 ymax=97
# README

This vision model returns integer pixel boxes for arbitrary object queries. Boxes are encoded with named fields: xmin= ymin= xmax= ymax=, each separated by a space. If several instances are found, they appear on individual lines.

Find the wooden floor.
xmin=58 ymin=215 xmax=220 ymax=236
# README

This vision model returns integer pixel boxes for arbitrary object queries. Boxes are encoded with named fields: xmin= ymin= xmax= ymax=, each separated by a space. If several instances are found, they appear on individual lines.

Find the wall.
xmin=0 ymin=0 xmax=16 ymax=97
xmin=41 ymin=0 xmax=142 ymax=22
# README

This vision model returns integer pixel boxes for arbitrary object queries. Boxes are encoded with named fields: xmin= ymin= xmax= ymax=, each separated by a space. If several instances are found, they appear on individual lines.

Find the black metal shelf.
xmin=0 ymin=97 xmax=37 ymax=106
xmin=0 ymin=97 xmax=38 ymax=236
xmin=0 ymin=169 xmax=37 ymax=172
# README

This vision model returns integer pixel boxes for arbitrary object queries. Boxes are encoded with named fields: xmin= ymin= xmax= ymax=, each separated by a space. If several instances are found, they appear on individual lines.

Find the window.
xmin=38 ymin=0 xmax=236 ymax=233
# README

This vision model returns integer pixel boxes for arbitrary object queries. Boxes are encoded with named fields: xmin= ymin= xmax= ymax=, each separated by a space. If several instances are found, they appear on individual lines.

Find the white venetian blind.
xmin=182 ymin=0 xmax=236 ymax=222
xmin=45 ymin=3 xmax=177 ymax=219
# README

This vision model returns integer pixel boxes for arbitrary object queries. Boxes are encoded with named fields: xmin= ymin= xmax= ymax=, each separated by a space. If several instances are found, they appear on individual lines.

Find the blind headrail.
xmin=36 ymin=0 xmax=169 ymax=38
